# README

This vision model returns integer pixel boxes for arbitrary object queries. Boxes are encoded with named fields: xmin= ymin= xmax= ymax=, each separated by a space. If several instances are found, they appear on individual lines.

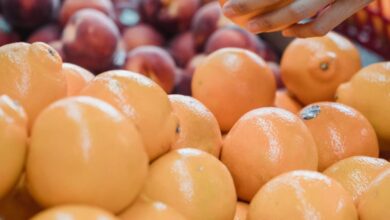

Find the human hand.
xmin=221 ymin=0 xmax=374 ymax=37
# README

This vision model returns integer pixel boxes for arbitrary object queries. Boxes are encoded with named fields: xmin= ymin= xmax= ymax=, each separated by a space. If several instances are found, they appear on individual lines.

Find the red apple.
xmin=122 ymin=23 xmax=164 ymax=52
xmin=123 ymin=46 xmax=176 ymax=93
xmin=59 ymin=0 xmax=115 ymax=25
xmin=205 ymin=26 xmax=267 ymax=58
xmin=0 ymin=16 xmax=20 ymax=46
xmin=1 ymin=0 xmax=60 ymax=29
xmin=267 ymin=62 xmax=284 ymax=89
xmin=169 ymin=32 xmax=196 ymax=68
xmin=27 ymin=24 xmax=61 ymax=43
xmin=172 ymin=68 xmax=192 ymax=96
xmin=62 ymin=9 xmax=120 ymax=73
xmin=140 ymin=0 xmax=201 ymax=35
xmin=191 ymin=1 xmax=223 ymax=50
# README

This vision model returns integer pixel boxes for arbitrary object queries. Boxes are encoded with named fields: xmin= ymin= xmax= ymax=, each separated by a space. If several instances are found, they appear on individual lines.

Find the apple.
xmin=267 ymin=62 xmax=284 ymax=89
xmin=122 ymin=23 xmax=164 ymax=52
xmin=169 ymin=32 xmax=196 ymax=68
xmin=0 ymin=16 xmax=20 ymax=46
xmin=62 ymin=9 xmax=120 ymax=73
xmin=172 ymin=68 xmax=192 ymax=96
xmin=27 ymin=24 xmax=61 ymax=43
xmin=123 ymin=46 xmax=176 ymax=93
xmin=59 ymin=0 xmax=115 ymax=25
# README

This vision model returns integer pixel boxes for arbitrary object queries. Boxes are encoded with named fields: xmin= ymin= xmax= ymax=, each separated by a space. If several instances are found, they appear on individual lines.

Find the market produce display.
xmin=0 ymin=0 xmax=389 ymax=220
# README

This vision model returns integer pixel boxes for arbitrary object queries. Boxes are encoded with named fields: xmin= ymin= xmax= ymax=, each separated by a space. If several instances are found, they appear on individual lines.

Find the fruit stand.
xmin=0 ymin=0 xmax=389 ymax=220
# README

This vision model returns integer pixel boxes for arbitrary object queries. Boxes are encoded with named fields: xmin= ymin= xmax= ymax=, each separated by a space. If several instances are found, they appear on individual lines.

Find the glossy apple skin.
xmin=122 ymin=23 xmax=164 ymax=52
xmin=27 ymin=24 xmax=61 ymax=43
xmin=1 ymin=0 xmax=60 ymax=29
xmin=62 ymin=9 xmax=120 ymax=73
xmin=169 ymin=32 xmax=196 ymax=68
xmin=59 ymin=0 xmax=115 ymax=25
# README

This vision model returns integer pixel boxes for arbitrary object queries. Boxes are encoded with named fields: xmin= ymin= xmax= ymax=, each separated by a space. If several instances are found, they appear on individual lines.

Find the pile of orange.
xmin=0 ymin=29 xmax=389 ymax=220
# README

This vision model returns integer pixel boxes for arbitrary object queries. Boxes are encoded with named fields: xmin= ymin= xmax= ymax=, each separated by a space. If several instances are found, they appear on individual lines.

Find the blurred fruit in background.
xmin=300 ymin=102 xmax=379 ymax=171
xmin=169 ymin=32 xmax=196 ymax=68
xmin=123 ymin=46 xmax=176 ymax=93
xmin=0 ymin=42 xmax=66 ymax=130
xmin=192 ymin=48 xmax=275 ymax=132
xmin=31 ymin=205 xmax=118 ymax=220
xmin=59 ymin=0 xmax=115 ymax=25
xmin=281 ymin=32 xmax=361 ymax=105
xmin=0 ymin=16 xmax=20 ymax=46
xmin=122 ymin=23 xmax=164 ymax=52
xmin=62 ymin=9 xmax=120 ymax=73
xmin=221 ymin=108 xmax=318 ymax=201
xmin=337 ymin=62 xmax=390 ymax=151
xmin=27 ymin=24 xmax=61 ymax=43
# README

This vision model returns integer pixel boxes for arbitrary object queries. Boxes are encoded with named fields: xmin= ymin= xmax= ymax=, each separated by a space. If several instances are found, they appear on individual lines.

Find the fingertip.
xmin=222 ymin=3 xmax=238 ymax=17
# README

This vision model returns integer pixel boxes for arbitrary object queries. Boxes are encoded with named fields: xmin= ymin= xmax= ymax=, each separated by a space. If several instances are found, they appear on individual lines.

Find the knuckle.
xmin=287 ymin=5 xmax=307 ymax=20
xmin=310 ymin=25 xmax=328 ymax=36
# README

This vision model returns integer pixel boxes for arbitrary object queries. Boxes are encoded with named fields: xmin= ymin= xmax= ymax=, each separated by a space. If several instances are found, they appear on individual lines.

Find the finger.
xmin=222 ymin=0 xmax=281 ymax=17
xmin=283 ymin=0 xmax=374 ymax=38
xmin=245 ymin=0 xmax=334 ymax=34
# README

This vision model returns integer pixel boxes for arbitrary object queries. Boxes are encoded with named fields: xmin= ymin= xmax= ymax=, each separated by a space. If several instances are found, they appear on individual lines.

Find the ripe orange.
xmin=234 ymin=202 xmax=249 ymax=220
xmin=0 ymin=42 xmax=67 ymax=129
xmin=221 ymin=107 xmax=318 ymax=201
xmin=337 ymin=62 xmax=390 ymax=151
xmin=218 ymin=0 xmax=293 ymax=32
xmin=119 ymin=196 xmax=187 ymax=220
xmin=0 ymin=95 xmax=28 ymax=200
xmin=80 ymin=70 xmax=178 ymax=161
xmin=0 ymin=175 xmax=42 ymax=220
xmin=141 ymin=148 xmax=236 ymax=220
xmin=324 ymin=156 xmax=389 ymax=205
xmin=26 ymin=96 xmax=148 ymax=213
xmin=300 ymin=102 xmax=379 ymax=171
xmin=248 ymin=170 xmax=358 ymax=220
xmin=192 ymin=48 xmax=276 ymax=132
xmin=274 ymin=90 xmax=302 ymax=114
xmin=62 ymin=63 xmax=94 ymax=96
xmin=31 ymin=205 xmax=118 ymax=220
xmin=358 ymin=168 xmax=390 ymax=220
xmin=281 ymin=32 xmax=361 ymax=105
xmin=169 ymin=95 xmax=222 ymax=157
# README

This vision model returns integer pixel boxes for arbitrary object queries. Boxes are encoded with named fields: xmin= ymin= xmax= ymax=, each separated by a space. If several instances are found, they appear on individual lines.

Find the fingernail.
xmin=246 ymin=21 xmax=259 ymax=33
xmin=222 ymin=4 xmax=237 ymax=17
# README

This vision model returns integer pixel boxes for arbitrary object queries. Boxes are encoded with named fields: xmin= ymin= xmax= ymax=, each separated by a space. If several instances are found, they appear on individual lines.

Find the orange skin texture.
xmin=234 ymin=202 xmax=249 ymax=220
xmin=0 ymin=176 xmax=42 ymax=220
xmin=169 ymin=95 xmax=222 ymax=157
xmin=141 ymin=148 xmax=237 ymax=220
xmin=221 ymin=107 xmax=318 ymax=201
xmin=31 ymin=205 xmax=118 ymax=220
xmin=300 ymin=102 xmax=379 ymax=171
xmin=274 ymin=90 xmax=302 ymax=114
xmin=358 ymin=168 xmax=390 ymax=220
xmin=248 ymin=171 xmax=358 ymax=220
xmin=0 ymin=42 xmax=67 ymax=130
xmin=218 ymin=0 xmax=293 ymax=31
xmin=324 ymin=156 xmax=390 ymax=205
xmin=337 ymin=62 xmax=390 ymax=151
xmin=80 ymin=70 xmax=178 ymax=161
xmin=119 ymin=196 xmax=187 ymax=220
xmin=281 ymin=32 xmax=361 ymax=105
xmin=0 ymin=95 xmax=28 ymax=200
xmin=26 ymin=96 xmax=148 ymax=213
xmin=62 ymin=63 xmax=94 ymax=96
xmin=192 ymin=48 xmax=276 ymax=132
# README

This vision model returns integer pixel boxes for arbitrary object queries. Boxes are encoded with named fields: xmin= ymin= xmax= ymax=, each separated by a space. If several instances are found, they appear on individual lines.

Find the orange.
xmin=274 ymin=90 xmax=302 ymax=114
xmin=323 ymin=156 xmax=390 ymax=205
xmin=281 ymin=32 xmax=361 ymax=105
xmin=337 ymin=62 xmax=390 ymax=151
xmin=141 ymin=148 xmax=236 ymax=220
xmin=169 ymin=94 xmax=222 ymax=157
xmin=300 ymin=102 xmax=379 ymax=171
xmin=234 ymin=202 xmax=249 ymax=220
xmin=248 ymin=170 xmax=358 ymax=220
xmin=0 ymin=176 xmax=42 ymax=220
xmin=358 ymin=168 xmax=390 ymax=220
xmin=80 ymin=70 xmax=178 ymax=161
xmin=0 ymin=42 xmax=67 ymax=129
xmin=62 ymin=63 xmax=94 ymax=96
xmin=221 ymin=107 xmax=318 ymax=201
xmin=26 ymin=96 xmax=148 ymax=213
xmin=0 ymin=95 xmax=28 ymax=200
xmin=192 ymin=48 xmax=276 ymax=132
xmin=218 ymin=0 xmax=293 ymax=31
xmin=119 ymin=196 xmax=187 ymax=220
xmin=31 ymin=205 xmax=118 ymax=220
